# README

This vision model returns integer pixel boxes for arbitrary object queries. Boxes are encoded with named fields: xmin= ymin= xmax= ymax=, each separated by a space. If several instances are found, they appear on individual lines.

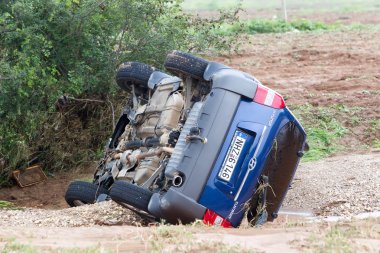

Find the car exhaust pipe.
xmin=172 ymin=173 xmax=184 ymax=187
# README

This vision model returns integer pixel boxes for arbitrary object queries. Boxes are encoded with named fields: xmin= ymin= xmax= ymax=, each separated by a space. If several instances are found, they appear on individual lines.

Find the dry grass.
xmin=292 ymin=217 xmax=380 ymax=253
xmin=145 ymin=224 xmax=256 ymax=253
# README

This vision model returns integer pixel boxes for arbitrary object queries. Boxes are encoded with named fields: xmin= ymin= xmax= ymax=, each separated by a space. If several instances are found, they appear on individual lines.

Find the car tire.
xmin=116 ymin=62 xmax=156 ymax=92
xmin=164 ymin=50 xmax=209 ymax=80
xmin=110 ymin=181 xmax=153 ymax=213
xmin=65 ymin=181 xmax=109 ymax=207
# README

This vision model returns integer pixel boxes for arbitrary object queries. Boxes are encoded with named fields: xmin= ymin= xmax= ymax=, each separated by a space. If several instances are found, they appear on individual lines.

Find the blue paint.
xmin=198 ymin=99 xmax=306 ymax=227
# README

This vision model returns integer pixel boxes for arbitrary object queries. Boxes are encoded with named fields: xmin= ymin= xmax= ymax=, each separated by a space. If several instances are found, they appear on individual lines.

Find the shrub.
xmin=0 ymin=0 xmax=241 ymax=185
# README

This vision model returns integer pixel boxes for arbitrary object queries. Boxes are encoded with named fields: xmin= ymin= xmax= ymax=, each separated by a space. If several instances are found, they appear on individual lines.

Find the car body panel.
xmin=198 ymin=99 xmax=306 ymax=227
xmin=146 ymin=63 xmax=307 ymax=227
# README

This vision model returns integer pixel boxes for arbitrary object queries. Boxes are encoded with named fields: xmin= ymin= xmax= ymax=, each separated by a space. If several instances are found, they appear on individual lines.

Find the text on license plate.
xmin=218 ymin=131 xmax=247 ymax=182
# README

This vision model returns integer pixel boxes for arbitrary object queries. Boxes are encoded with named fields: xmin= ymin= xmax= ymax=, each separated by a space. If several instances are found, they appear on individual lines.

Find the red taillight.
xmin=253 ymin=84 xmax=285 ymax=109
xmin=203 ymin=209 xmax=232 ymax=228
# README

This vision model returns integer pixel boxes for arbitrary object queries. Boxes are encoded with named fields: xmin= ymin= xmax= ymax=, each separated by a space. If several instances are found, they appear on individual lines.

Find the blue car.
xmin=107 ymin=51 xmax=307 ymax=228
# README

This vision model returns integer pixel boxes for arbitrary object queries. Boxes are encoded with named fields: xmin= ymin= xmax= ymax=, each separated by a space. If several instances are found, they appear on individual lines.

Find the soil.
xmin=1 ymin=11 xmax=380 ymax=253
xmin=216 ymin=30 xmax=380 ymax=111
xmin=214 ymin=29 xmax=380 ymax=149
xmin=0 ymin=166 xmax=95 ymax=209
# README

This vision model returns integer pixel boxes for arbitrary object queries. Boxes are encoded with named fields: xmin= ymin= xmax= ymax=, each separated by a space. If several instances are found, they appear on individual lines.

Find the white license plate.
xmin=218 ymin=131 xmax=247 ymax=182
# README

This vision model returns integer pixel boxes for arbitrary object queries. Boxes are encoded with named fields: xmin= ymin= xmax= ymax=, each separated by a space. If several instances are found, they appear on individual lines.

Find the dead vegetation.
xmin=36 ymin=94 xmax=129 ymax=174
xmin=293 ymin=217 xmax=380 ymax=253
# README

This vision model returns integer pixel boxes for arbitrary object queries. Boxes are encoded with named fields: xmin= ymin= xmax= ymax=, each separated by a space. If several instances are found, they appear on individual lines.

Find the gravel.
xmin=283 ymin=152 xmax=380 ymax=216
xmin=0 ymin=201 xmax=144 ymax=227
xmin=0 ymin=153 xmax=379 ymax=227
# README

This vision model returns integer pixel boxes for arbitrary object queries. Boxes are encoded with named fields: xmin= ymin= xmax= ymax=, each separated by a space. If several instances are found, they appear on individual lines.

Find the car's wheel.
xmin=110 ymin=181 xmax=153 ymax=213
xmin=116 ymin=62 xmax=156 ymax=93
xmin=164 ymin=50 xmax=209 ymax=80
xmin=65 ymin=181 xmax=109 ymax=207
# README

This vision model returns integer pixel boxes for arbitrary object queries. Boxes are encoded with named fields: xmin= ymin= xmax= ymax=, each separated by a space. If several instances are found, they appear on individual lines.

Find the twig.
xmin=66 ymin=96 xmax=105 ymax=103
xmin=106 ymin=95 xmax=115 ymax=129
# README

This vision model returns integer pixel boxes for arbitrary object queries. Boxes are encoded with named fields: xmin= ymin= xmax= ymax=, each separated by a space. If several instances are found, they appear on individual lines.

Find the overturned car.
xmin=65 ymin=51 xmax=307 ymax=227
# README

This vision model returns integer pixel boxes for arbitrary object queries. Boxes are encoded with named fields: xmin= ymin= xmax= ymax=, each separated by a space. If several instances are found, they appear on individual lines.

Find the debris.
xmin=12 ymin=165 xmax=47 ymax=188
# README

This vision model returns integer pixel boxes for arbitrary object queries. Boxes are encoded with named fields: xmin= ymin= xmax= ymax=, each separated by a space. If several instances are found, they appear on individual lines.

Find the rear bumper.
xmin=148 ymin=188 xmax=206 ymax=224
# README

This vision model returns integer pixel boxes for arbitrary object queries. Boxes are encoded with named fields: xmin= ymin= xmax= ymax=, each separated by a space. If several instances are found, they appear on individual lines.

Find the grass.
xmin=289 ymin=217 xmax=380 ymax=252
xmin=291 ymin=104 xmax=348 ymax=161
xmin=147 ymin=224 xmax=253 ymax=253
xmin=308 ymin=226 xmax=353 ymax=253
xmin=230 ymin=19 xmax=340 ymax=34
xmin=75 ymin=177 xmax=93 ymax=183
xmin=303 ymin=218 xmax=380 ymax=253
xmin=292 ymin=101 xmax=379 ymax=160
xmin=1 ymin=218 xmax=378 ymax=253
xmin=183 ymin=0 xmax=380 ymax=36
xmin=0 ymin=200 xmax=13 ymax=209
xmin=0 ymin=240 xmax=110 ymax=253
xmin=147 ymin=219 xmax=380 ymax=252
xmin=217 ymin=18 xmax=379 ymax=36
xmin=373 ymin=139 xmax=380 ymax=148
xmin=1 ymin=241 xmax=38 ymax=253
xmin=368 ymin=119 xmax=380 ymax=137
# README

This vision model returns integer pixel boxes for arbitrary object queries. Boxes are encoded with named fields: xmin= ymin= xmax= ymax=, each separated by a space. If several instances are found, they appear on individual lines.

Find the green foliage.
xmin=373 ymin=139 xmax=380 ymax=148
xmin=1 ymin=241 xmax=39 ymax=253
xmin=307 ymin=225 xmax=353 ymax=253
xmin=292 ymin=104 xmax=347 ymax=161
xmin=0 ymin=240 xmax=106 ymax=253
xmin=226 ymin=19 xmax=339 ymax=34
xmin=219 ymin=18 xmax=380 ymax=36
xmin=0 ymin=0 xmax=241 ymax=185
xmin=0 ymin=200 xmax=14 ymax=209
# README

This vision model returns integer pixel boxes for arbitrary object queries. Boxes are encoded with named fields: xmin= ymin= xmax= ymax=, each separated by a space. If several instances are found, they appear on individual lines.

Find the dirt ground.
xmin=0 ymin=11 xmax=380 ymax=253
xmin=0 ymin=166 xmax=94 ymax=209
xmin=0 ymin=214 xmax=379 ymax=252
xmin=214 ymin=29 xmax=380 ymax=150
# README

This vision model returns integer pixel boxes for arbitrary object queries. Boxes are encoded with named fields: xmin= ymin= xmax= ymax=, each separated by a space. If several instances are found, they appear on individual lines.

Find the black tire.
xmin=116 ymin=62 xmax=156 ymax=92
xmin=65 ymin=181 xmax=109 ymax=207
xmin=164 ymin=50 xmax=209 ymax=80
xmin=110 ymin=181 xmax=153 ymax=213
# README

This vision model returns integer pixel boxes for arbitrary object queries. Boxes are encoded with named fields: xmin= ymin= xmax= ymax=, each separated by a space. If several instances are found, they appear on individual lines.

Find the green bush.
xmin=0 ymin=0 xmax=241 ymax=185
